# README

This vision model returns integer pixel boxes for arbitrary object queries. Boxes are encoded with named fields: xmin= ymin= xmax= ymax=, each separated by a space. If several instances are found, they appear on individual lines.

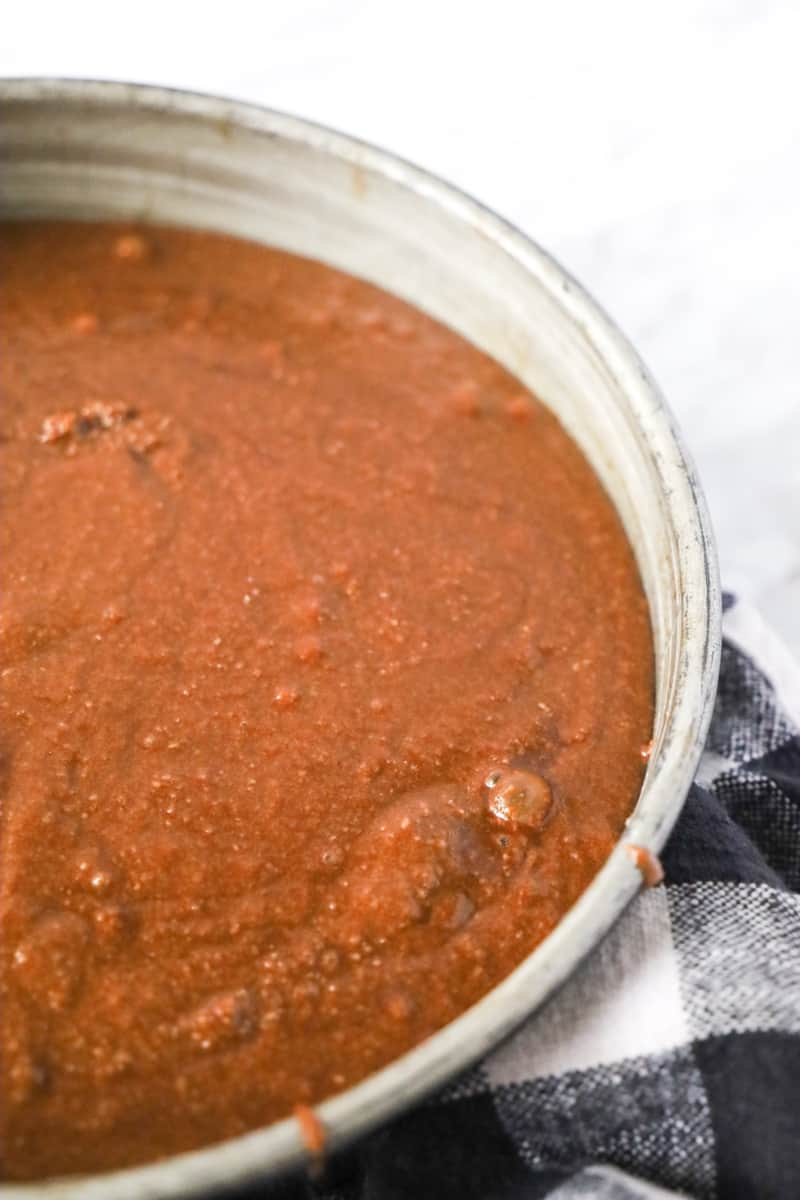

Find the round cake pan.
xmin=0 ymin=79 xmax=721 ymax=1200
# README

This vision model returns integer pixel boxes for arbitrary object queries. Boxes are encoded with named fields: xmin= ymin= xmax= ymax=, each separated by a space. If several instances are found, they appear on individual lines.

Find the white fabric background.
xmin=4 ymin=0 xmax=798 ymax=650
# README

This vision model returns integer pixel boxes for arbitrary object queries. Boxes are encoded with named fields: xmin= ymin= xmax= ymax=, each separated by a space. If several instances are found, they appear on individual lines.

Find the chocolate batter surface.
xmin=0 ymin=222 xmax=653 ymax=1179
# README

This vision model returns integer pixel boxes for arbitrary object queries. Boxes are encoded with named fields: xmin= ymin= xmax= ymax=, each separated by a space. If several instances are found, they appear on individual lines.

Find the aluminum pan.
xmin=0 ymin=79 xmax=721 ymax=1199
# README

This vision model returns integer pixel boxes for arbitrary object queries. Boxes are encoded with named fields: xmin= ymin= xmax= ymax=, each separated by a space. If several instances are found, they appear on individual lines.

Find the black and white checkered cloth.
xmin=292 ymin=594 xmax=799 ymax=1200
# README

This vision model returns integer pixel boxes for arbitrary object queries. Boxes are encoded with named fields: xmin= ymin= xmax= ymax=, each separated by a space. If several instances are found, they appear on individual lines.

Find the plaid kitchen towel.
xmin=281 ymin=594 xmax=799 ymax=1200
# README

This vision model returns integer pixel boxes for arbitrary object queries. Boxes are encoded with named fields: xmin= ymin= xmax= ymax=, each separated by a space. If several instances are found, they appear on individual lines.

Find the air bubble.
xmin=485 ymin=768 xmax=553 ymax=832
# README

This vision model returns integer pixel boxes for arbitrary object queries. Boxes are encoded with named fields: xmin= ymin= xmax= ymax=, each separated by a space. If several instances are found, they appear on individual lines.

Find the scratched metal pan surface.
xmin=0 ymin=79 xmax=721 ymax=1200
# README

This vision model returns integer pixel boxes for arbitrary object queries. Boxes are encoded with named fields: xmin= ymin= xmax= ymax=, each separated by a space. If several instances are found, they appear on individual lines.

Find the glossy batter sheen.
xmin=0 ymin=222 xmax=653 ymax=1180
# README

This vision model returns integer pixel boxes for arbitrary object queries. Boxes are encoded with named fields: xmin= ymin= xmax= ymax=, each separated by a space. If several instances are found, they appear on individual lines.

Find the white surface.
xmin=4 ymin=0 xmax=799 ymax=651
xmin=486 ymin=888 xmax=689 ymax=1083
